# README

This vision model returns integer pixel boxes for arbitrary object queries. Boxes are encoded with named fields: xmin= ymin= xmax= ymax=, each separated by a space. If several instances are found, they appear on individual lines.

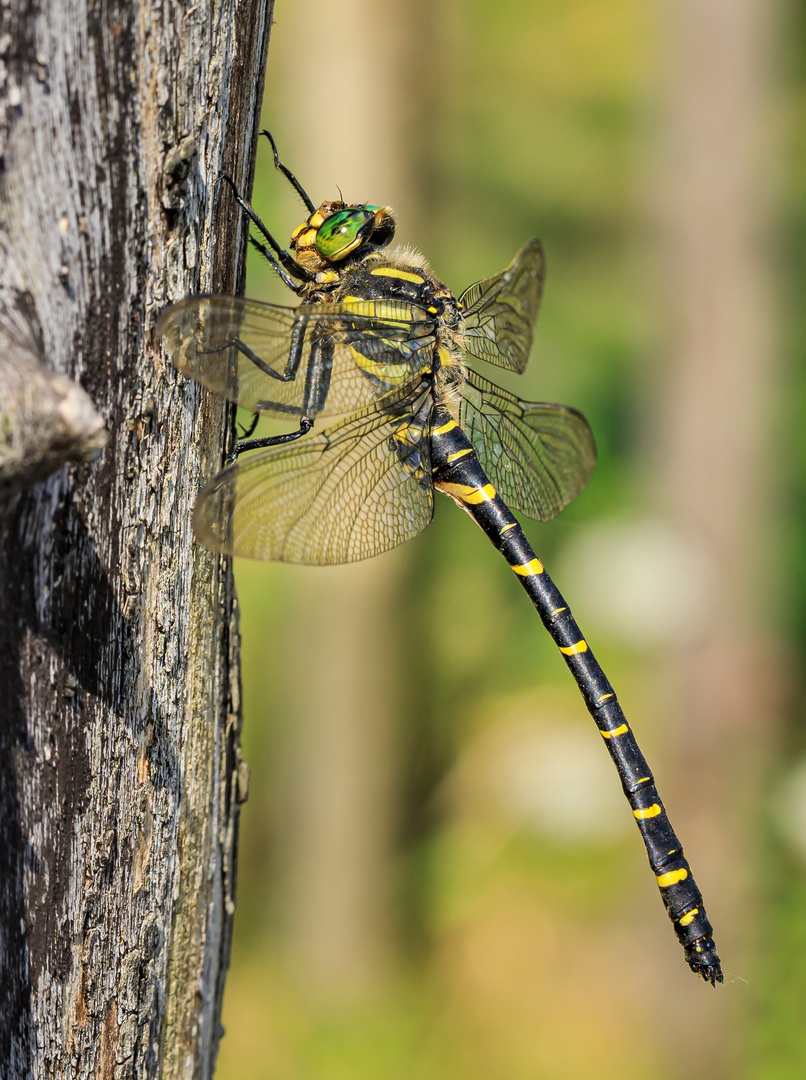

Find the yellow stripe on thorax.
xmin=349 ymin=346 xmax=409 ymax=385
xmin=370 ymin=266 xmax=424 ymax=284
xmin=341 ymin=296 xmax=414 ymax=322
xmin=446 ymin=448 xmax=473 ymax=463
xmin=432 ymin=419 xmax=458 ymax=435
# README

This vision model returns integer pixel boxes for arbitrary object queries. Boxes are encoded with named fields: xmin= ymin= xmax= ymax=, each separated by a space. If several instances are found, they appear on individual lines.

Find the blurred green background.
xmin=216 ymin=1 xmax=806 ymax=1077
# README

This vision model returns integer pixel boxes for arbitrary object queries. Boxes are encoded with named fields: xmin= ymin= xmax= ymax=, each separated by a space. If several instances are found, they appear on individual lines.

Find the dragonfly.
xmin=158 ymin=131 xmax=723 ymax=985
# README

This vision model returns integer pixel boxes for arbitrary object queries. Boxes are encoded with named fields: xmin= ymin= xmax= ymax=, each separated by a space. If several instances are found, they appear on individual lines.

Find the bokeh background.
xmin=216 ymin=1 xmax=806 ymax=1076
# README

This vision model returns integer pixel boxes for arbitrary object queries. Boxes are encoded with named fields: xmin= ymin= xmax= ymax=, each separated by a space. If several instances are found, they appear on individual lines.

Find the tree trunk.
xmin=0 ymin=0 xmax=272 ymax=1076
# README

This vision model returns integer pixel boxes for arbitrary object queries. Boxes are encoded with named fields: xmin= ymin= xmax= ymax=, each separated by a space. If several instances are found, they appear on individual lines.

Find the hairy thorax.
xmin=320 ymin=246 xmax=468 ymax=416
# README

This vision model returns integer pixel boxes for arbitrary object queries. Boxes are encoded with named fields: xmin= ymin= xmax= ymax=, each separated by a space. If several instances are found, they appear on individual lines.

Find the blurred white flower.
xmin=491 ymin=721 xmax=629 ymax=843
xmin=444 ymin=694 xmax=632 ymax=845
xmin=556 ymin=518 xmax=716 ymax=648
xmin=770 ymin=757 xmax=806 ymax=862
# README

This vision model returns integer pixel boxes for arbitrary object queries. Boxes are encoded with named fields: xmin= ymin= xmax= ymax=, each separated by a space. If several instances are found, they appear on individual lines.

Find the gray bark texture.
xmin=0 ymin=0 xmax=273 ymax=1076
xmin=0 ymin=292 xmax=108 ymax=504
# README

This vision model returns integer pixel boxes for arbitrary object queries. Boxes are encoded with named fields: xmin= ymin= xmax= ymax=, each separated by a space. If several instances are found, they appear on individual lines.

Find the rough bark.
xmin=0 ymin=292 xmax=107 ymax=505
xmin=0 ymin=0 xmax=272 ymax=1076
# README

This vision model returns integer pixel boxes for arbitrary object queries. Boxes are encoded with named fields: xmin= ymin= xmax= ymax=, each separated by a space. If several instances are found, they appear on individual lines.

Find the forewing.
xmin=158 ymin=295 xmax=435 ymax=421
xmin=193 ymin=384 xmax=435 ymax=565
xmin=459 ymin=371 xmax=596 ymax=521
xmin=458 ymin=238 xmax=545 ymax=373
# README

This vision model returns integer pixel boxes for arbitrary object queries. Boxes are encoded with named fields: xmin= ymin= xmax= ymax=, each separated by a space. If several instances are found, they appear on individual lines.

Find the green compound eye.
xmin=316 ymin=208 xmax=375 ymax=261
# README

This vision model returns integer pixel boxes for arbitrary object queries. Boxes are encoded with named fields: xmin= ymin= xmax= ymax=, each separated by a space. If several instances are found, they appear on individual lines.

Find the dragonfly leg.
xmin=202 ymin=321 xmax=307 ymax=383
xmin=248 ymin=236 xmax=307 ymax=294
xmin=237 ymin=412 xmax=260 ymax=440
xmin=260 ymin=130 xmax=315 ymax=213
xmin=228 ymin=418 xmax=314 ymax=465
xmin=218 ymin=174 xmax=313 ymax=284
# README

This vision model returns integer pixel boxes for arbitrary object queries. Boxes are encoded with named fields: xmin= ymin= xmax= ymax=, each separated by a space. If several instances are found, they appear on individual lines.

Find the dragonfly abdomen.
xmin=429 ymin=407 xmax=723 ymax=985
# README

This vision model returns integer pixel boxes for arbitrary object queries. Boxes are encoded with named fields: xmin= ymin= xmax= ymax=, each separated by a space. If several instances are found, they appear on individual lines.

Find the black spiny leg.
xmin=248 ymin=236 xmax=308 ymax=295
xmin=226 ymin=324 xmax=322 ymax=463
xmin=202 ymin=313 xmax=311 ymax=388
xmin=237 ymin=412 xmax=260 ymax=441
xmin=227 ymin=418 xmax=313 ymax=466
xmin=218 ymin=174 xmax=314 ymax=290
xmin=261 ymin=130 xmax=316 ymax=213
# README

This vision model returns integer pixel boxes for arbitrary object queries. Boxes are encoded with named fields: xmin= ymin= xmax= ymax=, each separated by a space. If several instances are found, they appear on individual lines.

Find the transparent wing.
xmin=459 ymin=371 xmax=596 ymax=521
xmin=193 ymin=384 xmax=435 ymax=565
xmin=458 ymin=238 xmax=545 ymax=373
xmin=158 ymin=295 xmax=436 ymax=422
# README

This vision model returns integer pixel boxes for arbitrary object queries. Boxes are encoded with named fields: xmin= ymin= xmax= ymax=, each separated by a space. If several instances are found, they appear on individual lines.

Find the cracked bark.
xmin=0 ymin=0 xmax=273 ymax=1076
xmin=0 ymin=292 xmax=108 ymax=506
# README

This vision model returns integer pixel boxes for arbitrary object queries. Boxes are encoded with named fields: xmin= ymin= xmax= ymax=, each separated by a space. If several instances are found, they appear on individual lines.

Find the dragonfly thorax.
xmin=325 ymin=250 xmax=469 ymax=414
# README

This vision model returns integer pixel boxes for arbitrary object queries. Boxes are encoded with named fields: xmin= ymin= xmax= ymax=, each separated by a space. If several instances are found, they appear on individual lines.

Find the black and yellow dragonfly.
xmin=158 ymin=132 xmax=722 ymax=985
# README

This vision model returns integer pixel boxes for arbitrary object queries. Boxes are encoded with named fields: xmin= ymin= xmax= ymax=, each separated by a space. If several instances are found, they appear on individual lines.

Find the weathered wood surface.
xmin=0 ymin=293 xmax=108 ymax=504
xmin=0 ymin=0 xmax=272 ymax=1076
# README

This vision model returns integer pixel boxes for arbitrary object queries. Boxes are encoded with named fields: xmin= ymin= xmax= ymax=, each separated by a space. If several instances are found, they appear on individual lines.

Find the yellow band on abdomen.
xmin=601 ymin=724 xmax=628 ymax=739
xmin=439 ymin=481 xmax=496 ymax=505
xmin=463 ymin=484 xmax=496 ymax=504
xmin=511 ymin=558 xmax=544 ymax=577
xmin=657 ymin=868 xmax=688 ymax=888
xmin=559 ymin=640 xmax=588 ymax=656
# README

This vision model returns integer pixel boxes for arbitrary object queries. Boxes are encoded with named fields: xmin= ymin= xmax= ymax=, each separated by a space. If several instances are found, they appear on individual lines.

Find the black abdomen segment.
xmin=430 ymin=408 xmax=723 ymax=985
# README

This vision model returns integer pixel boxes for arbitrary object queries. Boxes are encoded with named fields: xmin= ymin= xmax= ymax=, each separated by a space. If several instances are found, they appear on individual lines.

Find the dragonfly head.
xmin=290 ymin=202 xmax=396 ymax=273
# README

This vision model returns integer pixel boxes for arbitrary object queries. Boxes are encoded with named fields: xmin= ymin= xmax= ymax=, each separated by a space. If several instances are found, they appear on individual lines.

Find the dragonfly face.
xmin=289 ymin=201 xmax=397 ymax=276
xmin=158 ymin=138 xmax=596 ymax=565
